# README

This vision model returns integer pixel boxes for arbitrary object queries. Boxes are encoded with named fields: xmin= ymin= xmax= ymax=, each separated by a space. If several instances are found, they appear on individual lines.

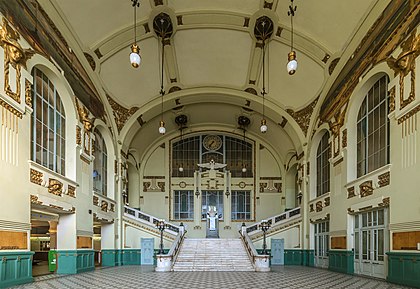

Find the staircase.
xmin=172 ymin=238 xmax=255 ymax=271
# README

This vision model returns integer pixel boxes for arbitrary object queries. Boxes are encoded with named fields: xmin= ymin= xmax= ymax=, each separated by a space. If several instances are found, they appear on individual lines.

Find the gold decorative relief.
xmin=25 ymin=79 xmax=32 ymax=107
xmin=342 ymin=129 xmax=347 ymax=148
xmin=30 ymin=195 xmax=42 ymax=205
xmin=107 ymin=94 xmax=138 ymax=133
xmin=30 ymin=169 xmax=43 ymax=185
xmin=101 ymin=200 xmax=108 ymax=212
xmin=310 ymin=204 xmax=314 ymax=212
xmin=0 ymin=18 xmax=35 ymax=104
xmin=347 ymin=186 xmax=355 ymax=198
xmin=379 ymin=197 xmax=390 ymax=207
xmin=316 ymin=201 xmax=323 ymax=212
xmin=110 ymin=203 xmax=115 ymax=212
xmin=286 ymin=96 xmax=319 ymax=136
xmin=389 ymin=86 xmax=396 ymax=112
xmin=398 ymin=103 xmax=420 ymax=124
xmin=378 ymin=171 xmax=390 ymax=187
xmin=93 ymin=196 xmax=99 ymax=206
xmin=387 ymin=32 xmax=420 ymax=110
xmin=324 ymin=197 xmax=330 ymax=207
xmin=359 ymin=180 xmax=373 ymax=198
xmin=67 ymin=185 xmax=76 ymax=198
xmin=75 ymin=98 xmax=95 ymax=133
xmin=0 ymin=98 xmax=22 ymax=118
xmin=48 ymin=179 xmax=63 ymax=196
xmin=76 ymin=126 xmax=81 ymax=145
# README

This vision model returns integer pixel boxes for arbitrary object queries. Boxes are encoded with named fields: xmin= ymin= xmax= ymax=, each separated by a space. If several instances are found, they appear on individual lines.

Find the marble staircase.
xmin=172 ymin=238 xmax=255 ymax=271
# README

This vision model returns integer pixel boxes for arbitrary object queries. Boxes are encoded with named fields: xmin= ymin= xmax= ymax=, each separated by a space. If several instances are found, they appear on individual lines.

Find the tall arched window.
xmin=31 ymin=68 xmax=66 ymax=175
xmin=93 ymin=129 xmax=107 ymax=196
xmin=316 ymin=132 xmax=330 ymax=197
xmin=357 ymin=76 xmax=389 ymax=177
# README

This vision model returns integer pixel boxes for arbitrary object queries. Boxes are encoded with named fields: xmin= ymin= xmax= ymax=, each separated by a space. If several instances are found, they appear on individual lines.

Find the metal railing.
xmin=124 ymin=206 xmax=180 ymax=235
xmin=246 ymin=207 xmax=301 ymax=235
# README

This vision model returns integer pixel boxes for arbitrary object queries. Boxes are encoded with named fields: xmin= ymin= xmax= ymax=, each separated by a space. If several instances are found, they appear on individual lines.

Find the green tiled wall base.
xmin=0 ymin=251 xmax=34 ymax=289
xmin=328 ymin=250 xmax=354 ymax=274
xmin=255 ymin=249 xmax=314 ymax=266
xmin=101 ymin=249 xmax=118 ymax=267
xmin=102 ymin=249 xmax=172 ymax=266
xmin=56 ymin=250 xmax=94 ymax=274
xmin=284 ymin=249 xmax=315 ymax=266
xmin=387 ymin=252 xmax=420 ymax=288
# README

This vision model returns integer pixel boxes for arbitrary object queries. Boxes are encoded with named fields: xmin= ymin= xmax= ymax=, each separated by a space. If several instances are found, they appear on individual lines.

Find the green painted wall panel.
xmin=387 ymin=252 xmax=420 ymax=288
xmin=101 ymin=250 xmax=117 ymax=267
xmin=0 ymin=251 xmax=34 ymax=289
xmin=56 ymin=250 xmax=94 ymax=274
xmin=328 ymin=250 xmax=354 ymax=274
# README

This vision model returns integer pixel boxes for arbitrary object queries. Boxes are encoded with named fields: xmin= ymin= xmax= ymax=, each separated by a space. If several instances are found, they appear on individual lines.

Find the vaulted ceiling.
xmin=32 ymin=0 xmax=388 ymax=158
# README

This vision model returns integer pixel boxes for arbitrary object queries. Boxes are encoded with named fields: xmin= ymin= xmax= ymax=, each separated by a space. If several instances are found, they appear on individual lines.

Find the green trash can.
xmin=48 ymin=250 xmax=57 ymax=272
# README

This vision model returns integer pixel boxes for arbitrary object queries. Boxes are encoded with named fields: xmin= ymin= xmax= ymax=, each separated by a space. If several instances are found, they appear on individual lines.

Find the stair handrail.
xmin=239 ymin=228 xmax=271 ymax=272
xmin=155 ymin=227 xmax=186 ymax=272
xmin=124 ymin=205 xmax=180 ymax=235
xmin=245 ymin=207 xmax=301 ymax=236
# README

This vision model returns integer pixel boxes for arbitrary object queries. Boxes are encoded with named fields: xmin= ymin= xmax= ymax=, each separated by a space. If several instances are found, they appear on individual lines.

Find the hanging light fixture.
xmin=287 ymin=0 xmax=298 ymax=75
xmin=254 ymin=16 xmax=273 ymax=134
xmin=153 ymin=13 xmax=173 ymax=135
xmin=175 ymin=114 xmax=188 ymax=173
xmin=129 ymin=0 xmax=141 ymax=68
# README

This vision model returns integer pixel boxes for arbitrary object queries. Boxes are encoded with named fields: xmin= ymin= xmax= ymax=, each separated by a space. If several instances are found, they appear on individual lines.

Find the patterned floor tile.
xmin=10 ymin=266 xmax=414 ymax=289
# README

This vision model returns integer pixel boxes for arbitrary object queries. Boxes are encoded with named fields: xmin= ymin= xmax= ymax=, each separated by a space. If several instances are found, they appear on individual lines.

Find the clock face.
xmin=203 ymin=135 xmax=222 ymax=151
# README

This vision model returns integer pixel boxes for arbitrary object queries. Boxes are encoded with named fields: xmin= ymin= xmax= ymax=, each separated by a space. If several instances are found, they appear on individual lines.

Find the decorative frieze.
xmin=48 ymin=179 xmax=63 ymax=196
xmin=93 ymin=195 xmax=99 ymax=206
xmin=359 ymin=180 xmax=374 ymax=197
xmin=67 ymin=185 xmax=76 ymax=198
xmin=378 ymin=171 xmax=390 ymax=187
xmin=286 ymin=96 xmax=319 ymax=136
xmin=259 ymin=177 xmax=282 ymax=193
xmin=0 ymin=18 xmax=35 ymax=104
xmin=316 ymin=201 xmax=323 ymax=212
xmin=30 ymin=169 xmax=43 ymax=185
xmin=347 ymin=186 xmax=355 ymax=198
xmin=101 ymin=200 xmax=108 ymax=212
xmin=143 ymin=177 xmax=165 ymax=192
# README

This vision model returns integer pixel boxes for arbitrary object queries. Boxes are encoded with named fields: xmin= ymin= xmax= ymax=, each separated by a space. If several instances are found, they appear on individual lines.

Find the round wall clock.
xmin=203 ymin=135 xmax=222 ymax=151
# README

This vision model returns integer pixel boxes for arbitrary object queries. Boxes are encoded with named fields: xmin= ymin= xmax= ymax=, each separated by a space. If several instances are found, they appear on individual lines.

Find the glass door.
xmin=314 ymin=221 xmax=329 ymax=268
xmin=354 ymin=208 xmax=387 ymax=279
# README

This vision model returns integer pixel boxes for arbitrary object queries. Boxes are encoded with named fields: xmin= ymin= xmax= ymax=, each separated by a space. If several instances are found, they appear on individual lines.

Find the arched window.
xmin=93 ymin=129 xmax=107 ymax=196
xmin=31 ymin=68 xmax=66 ymax=174
xmin=316 ymin=132 xmax=330 ymax=197
xmin=356 ymin=76 xmax=389 ymax=177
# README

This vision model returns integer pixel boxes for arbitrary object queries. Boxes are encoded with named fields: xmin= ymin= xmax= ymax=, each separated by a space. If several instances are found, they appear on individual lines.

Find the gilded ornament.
xmin=67 ymin=185 xmax=76 ymax=198
xmin=387 ymin=32 xmax=420 ymax=110
xmin=389 ymin=86 xmax=396 ymax=112
xmin=25 ymin=79 xmax=32 ymax=107
xmin=378 ymin=171 xmax=390 ymax=187
xmin=309 ymin=204 xmax=314 ymax=212
xmin=157 ymin=182 xmax=165 ymax=192
xmin=48 ymin=179 xmax=63 ymax=196
xmin=107 ymin=94 xmax=139 ymax=132
xmin=0 ymin=18 xmax=35 ymax=103
xmin=379 ymin=197 xmax=390 ymax=207
xmin=75 ymin=98 xmax=95 ymax=132
xmin=286 ymin=96 xmax=319 ymax=136
xmin=398 ymin=103 xmax=420 ymax=124
xmin=324 ymin=197 xmax=330 ymax=207
xmin=110 ymin=203 xmax=115 ymax=212
xmin=347 ymin=186 xmax=355 ymax=198
xmin=359 ymin=180 xmax=373 ymax=198
xmin=342 ymin=129 xmax=347 ymax=148
xmin=316 ymin=201 xmax=323 ymax=212
xmin=30 ymin=195 xmax=42 ymax=205
xmin=93 ymin=196 xmax=99 ymax=206
xmin=76 ymin=126 xmax=81 ymax=145
xmin=101 ymin=200 xmax=108 ymax=212
xmin=30 ymin=169 xmax=43 ymax=185
xmin=0 ymin=98 xmax=22 ymax=118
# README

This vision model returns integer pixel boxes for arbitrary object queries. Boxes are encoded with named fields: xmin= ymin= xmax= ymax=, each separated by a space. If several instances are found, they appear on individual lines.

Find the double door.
xmin=314 ymin=221 xmax=329 ymax=268
xmin=354 ymin=208 xmax=387 ymax=279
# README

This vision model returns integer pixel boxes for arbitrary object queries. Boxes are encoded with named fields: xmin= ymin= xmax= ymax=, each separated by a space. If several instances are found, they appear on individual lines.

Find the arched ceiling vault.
xmin=35 ymin=0 xmax=385 ymax=156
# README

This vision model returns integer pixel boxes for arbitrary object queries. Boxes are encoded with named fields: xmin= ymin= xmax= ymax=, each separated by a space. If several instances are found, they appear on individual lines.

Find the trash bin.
xmin=48 ymin=250 xmax=57 ymax=272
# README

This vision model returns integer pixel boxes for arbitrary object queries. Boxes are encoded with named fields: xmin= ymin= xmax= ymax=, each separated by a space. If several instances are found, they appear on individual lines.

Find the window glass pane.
xmin=31 ymin=68 xmax=66 ymax=175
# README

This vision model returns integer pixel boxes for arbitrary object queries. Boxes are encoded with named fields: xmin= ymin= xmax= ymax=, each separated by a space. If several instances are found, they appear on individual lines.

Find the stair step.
xmin=173 ymin=238 xmax=254 ymax=272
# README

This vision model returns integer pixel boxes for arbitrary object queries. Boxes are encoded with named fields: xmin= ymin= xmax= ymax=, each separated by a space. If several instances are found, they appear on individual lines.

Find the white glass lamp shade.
xmin=260 ymin=119 xmax=268 ymax=133
xmin=130 ymin=44 xmax=141 ymax=68
xmin=178 ymin=166 xmax=184 ymax=172
xmin=287 ymin=51 xmax=298 ymax=75
xmin=159 ymin=120 xmax=166 ymax=135
xmin=242 ymin=167 xmax=247 ymax=173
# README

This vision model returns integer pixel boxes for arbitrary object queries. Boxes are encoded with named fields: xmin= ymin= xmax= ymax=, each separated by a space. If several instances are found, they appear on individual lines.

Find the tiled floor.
xmin=12 ymin=266 xmax=413 ymax=289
